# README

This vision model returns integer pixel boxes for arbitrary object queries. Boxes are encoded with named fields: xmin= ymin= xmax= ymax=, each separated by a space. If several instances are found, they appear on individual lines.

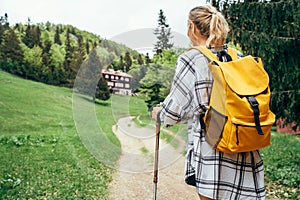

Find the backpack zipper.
xmin=236 ymin=125 xmax=239 ymax=145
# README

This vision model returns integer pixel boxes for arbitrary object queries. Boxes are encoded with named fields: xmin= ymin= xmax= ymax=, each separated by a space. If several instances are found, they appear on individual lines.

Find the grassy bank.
xmin=261 ymin=132 xmax=300 ymax=199
xmin=0 ymin=70 xmax=122 ymax=199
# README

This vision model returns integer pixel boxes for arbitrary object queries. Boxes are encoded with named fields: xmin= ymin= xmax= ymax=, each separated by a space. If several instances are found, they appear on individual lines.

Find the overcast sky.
xmin=1 ymin=0 xmax=207 ymax=52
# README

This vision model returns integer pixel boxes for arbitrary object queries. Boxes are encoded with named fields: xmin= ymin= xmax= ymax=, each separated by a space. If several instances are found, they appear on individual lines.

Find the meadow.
xmin=0 ymin=70 xmax=299 ymax=199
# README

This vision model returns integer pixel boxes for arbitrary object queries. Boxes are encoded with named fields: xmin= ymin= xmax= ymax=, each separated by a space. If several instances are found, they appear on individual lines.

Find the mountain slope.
xmin=0 ymin=70 xmax=119 ymax=199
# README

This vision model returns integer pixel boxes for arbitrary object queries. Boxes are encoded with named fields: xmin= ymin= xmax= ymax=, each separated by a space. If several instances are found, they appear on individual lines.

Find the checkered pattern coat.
xmin=160 ymin=48 xmax=265 ymax=199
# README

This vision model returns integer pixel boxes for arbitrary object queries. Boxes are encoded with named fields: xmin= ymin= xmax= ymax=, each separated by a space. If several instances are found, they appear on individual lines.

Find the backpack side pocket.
xmin=204 ymin=107 xmax=228 ymax=148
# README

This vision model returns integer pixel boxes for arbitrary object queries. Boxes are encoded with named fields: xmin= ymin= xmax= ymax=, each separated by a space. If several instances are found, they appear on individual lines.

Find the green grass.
xmin=160 ymin=130 xmax=180 ymax=149
xmin=131 ymin=117 xmax=148 ymax=128
xmin=261 ymin=132 xmax=300 ymax=199
xmin=0 ymin=70 xmax=122 ymax=199
xmin=140 ymin=146 xmax=149 ymax=155
xmin=128 ymin=95 xmax=153 ymax=127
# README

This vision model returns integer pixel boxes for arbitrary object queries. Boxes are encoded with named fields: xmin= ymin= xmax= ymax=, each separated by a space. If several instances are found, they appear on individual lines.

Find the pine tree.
xmin=45 ymin=21 xmax=51 ymax=31
xmin=66 ymin=35 xmax=86 ymax=86
xmin=0 ymin=28 xmax=24 ymax=75
xmin=14 ymin=23 xmax=20 ymax=32
xmin=23 ymin=25 xmax=35 ymax=48
xmin=75 ymin=48 xmax=106 ymax=101
xmin=3 ymin=13 xmax=9 ymax=26
xmin=54 ymin=26 xmax=61 ymax=45
xmin=78 ymin=36 xmax=86 ymax=61
xmin=95 ymin=77 xmax=110 ymax=101
xmin=144 ymin=83 xmax=165 ymax=109
xmin=137 ymin=54 xmax=144 ymax=65
xmin=42 ymin=40 xmax=52 ymax=66
xmin=42 ymin=40 xmax=53 ymax=83
xmin=0 ymin=13 xmax=10 ymax=44
xmin=22 ymin=24 xmax=41 ymax=48
xmin=34 ymin=26 xmax=42 ymax=47
xmin=124 ymin=51 xmax=132 ymax=72
xmin=145 ymin=53 xmax=151 ymax=65
xmin=93 ymin=41 xmax=98 ymax=48
xmin=86 ymin=39 xmax=90 ymax=54
xmin=118 ymin=55 xmax=124 ymax=71
xmin=62 ymin=28 xmax=73 ymax=84
xmin=154 ymin=9 xmax=173 ymax=53
xmin=0 ymin=13 xmax=9 ymax=30
xmin=64 ymin=29 xmax=73 ymax=65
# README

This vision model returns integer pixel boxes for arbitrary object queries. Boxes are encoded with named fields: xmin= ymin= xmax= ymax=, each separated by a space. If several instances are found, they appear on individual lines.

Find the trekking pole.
xmin=153 ymin=109 xmax=161 ymax=200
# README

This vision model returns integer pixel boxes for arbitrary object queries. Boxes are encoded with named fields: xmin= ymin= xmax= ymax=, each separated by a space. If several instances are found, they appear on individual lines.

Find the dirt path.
xmin=108 ymin=117 xmax=198 ymax=200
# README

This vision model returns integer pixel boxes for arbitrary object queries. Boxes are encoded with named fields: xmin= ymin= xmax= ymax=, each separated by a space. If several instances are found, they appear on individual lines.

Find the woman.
xmin=154 ymin=5 xmax=265 ymax=200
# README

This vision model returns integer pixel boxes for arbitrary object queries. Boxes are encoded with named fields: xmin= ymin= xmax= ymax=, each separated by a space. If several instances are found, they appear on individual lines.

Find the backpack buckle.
xmin=247 ymin=96 xmax=259 ymax=107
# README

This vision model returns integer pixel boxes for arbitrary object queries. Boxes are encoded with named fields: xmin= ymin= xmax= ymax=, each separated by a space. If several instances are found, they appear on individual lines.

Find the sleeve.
xmin=160 ymin=53 xmax=196 ymax=127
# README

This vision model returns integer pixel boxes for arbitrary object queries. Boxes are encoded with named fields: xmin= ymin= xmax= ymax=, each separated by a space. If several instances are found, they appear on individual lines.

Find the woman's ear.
xmin=191 ymin=22 xmax=200 ymax=37
xmin=188 ymin=21 xmax=198 ymax=44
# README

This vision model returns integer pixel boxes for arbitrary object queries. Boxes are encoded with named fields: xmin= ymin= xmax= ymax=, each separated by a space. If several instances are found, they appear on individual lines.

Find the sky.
xmin=0 ymin=0 xmax=208 ymax=53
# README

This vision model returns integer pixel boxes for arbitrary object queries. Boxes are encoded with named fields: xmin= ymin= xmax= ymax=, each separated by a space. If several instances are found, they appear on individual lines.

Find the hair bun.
xmin=189 ymin=5 xmax=229 ymax=47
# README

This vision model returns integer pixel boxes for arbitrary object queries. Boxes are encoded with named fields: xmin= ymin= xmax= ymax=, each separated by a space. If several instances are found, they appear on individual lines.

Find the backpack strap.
xmin=192 ymin=46 xmax=239 ymax=61
xmin=247 ymin=96 xmax=264 ymax=135
xmin=228 ymin=48 xmax=238 ymax=60
xmin=192 ymin=46 xmax=218 ymax=61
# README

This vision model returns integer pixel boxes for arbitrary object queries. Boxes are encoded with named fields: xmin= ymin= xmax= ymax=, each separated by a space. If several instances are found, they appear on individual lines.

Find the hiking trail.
xmin=108 ymin=116 xmax=197 ymax=200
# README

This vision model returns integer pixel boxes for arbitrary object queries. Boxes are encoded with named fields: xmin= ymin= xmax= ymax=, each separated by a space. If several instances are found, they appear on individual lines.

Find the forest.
xmin=0 ymin=15 xmax=144 ymax=100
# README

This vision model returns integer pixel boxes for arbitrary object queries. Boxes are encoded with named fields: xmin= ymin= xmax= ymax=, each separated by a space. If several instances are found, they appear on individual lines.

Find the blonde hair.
xmin=189 ymin=5 xmax=229 ymax=47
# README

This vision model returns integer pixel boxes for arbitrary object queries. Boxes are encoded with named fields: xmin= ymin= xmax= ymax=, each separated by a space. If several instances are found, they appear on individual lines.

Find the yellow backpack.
xmin=194 ymin=46 xmax=276 ymax=154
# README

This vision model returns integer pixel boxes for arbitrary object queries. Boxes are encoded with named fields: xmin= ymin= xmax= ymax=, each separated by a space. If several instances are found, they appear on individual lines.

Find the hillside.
xmin=0 ymin=70 xmax=123 ymax=199
xmin=0 ymin=15 xmax=142 ymax=88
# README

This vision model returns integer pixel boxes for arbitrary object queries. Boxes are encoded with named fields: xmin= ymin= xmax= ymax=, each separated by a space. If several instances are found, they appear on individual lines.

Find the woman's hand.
xmin=151 ymin=104 xmax=161 ymax=121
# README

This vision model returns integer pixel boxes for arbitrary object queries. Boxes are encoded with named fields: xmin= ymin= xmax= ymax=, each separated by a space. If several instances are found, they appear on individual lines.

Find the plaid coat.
xmin=160 ymin=48 xmax=265 ymax=200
